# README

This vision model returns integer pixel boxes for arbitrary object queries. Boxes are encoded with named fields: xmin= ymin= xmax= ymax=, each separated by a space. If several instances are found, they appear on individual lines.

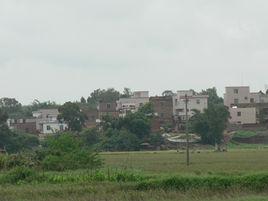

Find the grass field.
xmin=102 ymin=149 xmax=268 ymax=175
xmin=0 ymin=149 xmax=268 ymax=201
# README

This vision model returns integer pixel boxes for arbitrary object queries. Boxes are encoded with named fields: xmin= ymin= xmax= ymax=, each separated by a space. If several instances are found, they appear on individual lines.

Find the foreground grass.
xmin=0 ymin=183 xmax=267 ymax=201
xmin=1 ymin=149 xmax=268 ymax=201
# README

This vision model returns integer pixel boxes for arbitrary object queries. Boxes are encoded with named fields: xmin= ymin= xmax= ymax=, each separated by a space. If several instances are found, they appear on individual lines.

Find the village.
xmin=5 ymin=86 xmax=268 ymax=147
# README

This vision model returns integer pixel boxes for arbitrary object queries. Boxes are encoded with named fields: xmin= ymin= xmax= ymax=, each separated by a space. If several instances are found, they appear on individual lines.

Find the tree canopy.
xmin=58 ymin=102 xmax=86 ymax=132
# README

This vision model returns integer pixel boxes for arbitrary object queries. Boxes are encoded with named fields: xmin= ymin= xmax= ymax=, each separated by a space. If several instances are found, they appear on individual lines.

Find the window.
xmin=250 ymin=98 xmax=254 ymax=103
xmin=234 ymin=89 xmax=239 ymax=94
xmin=139 ymin=103 xmax=143 ymax=107
xmin=237 ymin=112 xmax=241 ymax=117
xmin=160 ymin=113 xmax=164 ymax=118
xmin=234 ymin=99 xmax=239 ymax=105
xmin=107 ymin=104 xmax=111 ymax=109
xmin=47 ymin=125 xmax=51 ymax=131
xmin=160 ymin=102 xmax=164 ymax=107
xmin=244 ymin=97 xmax=248 ymax=100
xmin=196 ymin=99 xmax=200 ymax=104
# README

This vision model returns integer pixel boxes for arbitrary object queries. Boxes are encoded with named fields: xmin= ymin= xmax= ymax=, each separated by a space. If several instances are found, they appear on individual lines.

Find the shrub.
xmin=2 ymin=167 xmax=39 ymax=184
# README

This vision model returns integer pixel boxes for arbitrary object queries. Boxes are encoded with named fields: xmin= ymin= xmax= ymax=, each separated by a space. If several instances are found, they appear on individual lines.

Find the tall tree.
xmin=200 ymin=87 xmax=223 ymax=105
xmin=162 ymin=90 xmax=175 ymax=97
xmin=87 ymin=88 xmax=120 ymax=105
xmin=120 ymin=88 xmax=133 ymax=98
xmin=58 ymin=102 xmax=86 ymax=132
xmin=190 ymin=87 xmax=229 ymax=146
xmin=80 ymin=97 xmax=86 ymax=104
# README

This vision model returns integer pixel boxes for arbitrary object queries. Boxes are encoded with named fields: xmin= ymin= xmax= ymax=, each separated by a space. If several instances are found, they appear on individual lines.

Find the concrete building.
xmin=229 ymin=107 xmax=257 ymax=124
xmin=150 ymin=96 xmax=174 ymax=131
xmin=33 ymin=109 xmax=68 ymax=134
xmin=117 ymin=91 xmax=149 ymax=117
xmin=173 ymin=90 xmax=208 ymax=121
xmin=98 ymin=101 xmax=119 ymax=119
xmin=224 ymin=86 xmax=268 ymax=125
xmin=8 ymin=118 xmax=37 ymax=134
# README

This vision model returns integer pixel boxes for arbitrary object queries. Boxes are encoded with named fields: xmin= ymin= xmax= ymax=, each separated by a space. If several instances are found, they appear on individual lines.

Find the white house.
xmin=173 ymin=90 xmax=208 ymax=121
xmin=33 ymin=109 xmax=68 ymax=134
xmin=117 ymin=91 xmax=150 ymax=117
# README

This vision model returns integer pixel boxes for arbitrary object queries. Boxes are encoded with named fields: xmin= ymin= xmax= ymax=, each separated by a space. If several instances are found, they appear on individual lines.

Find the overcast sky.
xmin=1 ymin=0 xmax=268 ymax=104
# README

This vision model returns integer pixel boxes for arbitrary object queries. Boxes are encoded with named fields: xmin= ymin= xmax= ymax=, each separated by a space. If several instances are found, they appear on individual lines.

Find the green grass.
xmin=233 ymin=131 xmax=257 ymax=138
xmin=1 ymin=149 xmax=268 ymax=201
xmin=101 ymin=149 xmax=268 ymax=175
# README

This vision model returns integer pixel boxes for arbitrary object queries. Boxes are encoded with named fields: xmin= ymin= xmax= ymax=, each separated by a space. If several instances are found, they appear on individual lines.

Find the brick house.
xmin=98 ymin=101 xmax=119 ymax=119
xmin=149 ymin=96 xmax=174 ymax=131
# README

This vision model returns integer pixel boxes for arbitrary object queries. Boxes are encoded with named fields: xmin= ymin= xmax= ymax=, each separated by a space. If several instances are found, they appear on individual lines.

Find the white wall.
xmin=173 ymin=91 xmax=208 ymax=119
xmin=224 ymin=86 xmax=251 ymax=107
xmin=229 ymin=107 xmax=257 ymax=124
xmin=42 ymin=123 xmax=68 ymax=134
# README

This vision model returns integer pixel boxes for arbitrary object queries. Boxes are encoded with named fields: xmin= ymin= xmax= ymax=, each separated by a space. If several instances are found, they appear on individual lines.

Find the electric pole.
xmin=185 ymin=94 xmax=190 ymax=166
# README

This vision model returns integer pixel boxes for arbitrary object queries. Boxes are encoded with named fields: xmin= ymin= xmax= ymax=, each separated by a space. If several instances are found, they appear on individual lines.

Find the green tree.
xmin=87 ymin=88 xmax=120 ymax=106
xmin=58 ymin=102 xmax=86 ymax=132
xmin=120 ymin=88 xmax=133 ymax=98
xmin=200 ymin=87 xmax=223 ymax=106
xmin=80 ymin=128 xmax=100 ymax=147
xmin=190 ymin=104 xmax=229 ymax=145
xmin=162 ymin=90 xmax=175 ymax=97
xmin=80 ymin=97 xmax=86 ymax=104
xmin=102 ymin=129 xmax=140 ymax=151
xmin=41 ymin=133 xmax=102 ymax=171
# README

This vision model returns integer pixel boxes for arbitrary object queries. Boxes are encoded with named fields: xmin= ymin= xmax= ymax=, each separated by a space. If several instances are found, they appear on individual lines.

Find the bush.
xmin=136 ymin=174 xmax=268 ymax=191
xmin=41 ymin=133 xmax=102 ymax=171
xmin=2 ymin=167 xmax=39 ymax=184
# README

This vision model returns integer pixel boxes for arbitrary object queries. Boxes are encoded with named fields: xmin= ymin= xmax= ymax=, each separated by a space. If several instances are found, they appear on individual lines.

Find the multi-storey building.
xmin=224 ymin=86 xmax=268 ymax=125
xmin=150 ymin=96 xmax=174 ymax=131
xmin=33 ymin=109 xmax=68 ymax=134
xmin=98 ymin=101 xmax=118 ymax=119
xmin=173 ymin=90 xmax=208 ymax=121
xmin=8 ymin=118 xmax=37 ymax=134
xmin=117 ymin=91 xmax=149 ymax=117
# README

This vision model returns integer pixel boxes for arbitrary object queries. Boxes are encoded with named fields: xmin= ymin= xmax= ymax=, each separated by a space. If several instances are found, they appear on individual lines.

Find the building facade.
xmin=173 ymin=90 xmax=208 ymax=121
xmin=117 ymin=91 xmax=149 ymax=117
xmin=224 ymin=86 xmax=268 ymax=125
xmin=33 ymin=109 xmax=68 ymax=134
xmin=8 ymin=118 xmax=37 ymax=134
xmin=150 ymin=96 xmax=174 ymax=131
xmin=98 ymin=101 xmax=119 ymax=119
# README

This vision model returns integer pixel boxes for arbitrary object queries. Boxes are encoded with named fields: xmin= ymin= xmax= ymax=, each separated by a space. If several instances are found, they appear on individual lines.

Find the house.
xmin=33 ymin=109 xmax=68 ymax=134
xmin=149 ymin=96 xmax=174 ymax=131
xmin=8 ymin=118 xmax=37 ymax=134
xmin=98 ymin=101 xmax=119 ymax=119
xmin=224 ymin=86 xmax=268 ymax=125
xmin=173 ymin=90 xmax=208 ymax=121
xmin=117 ymin=91 xmax=149 ymax=117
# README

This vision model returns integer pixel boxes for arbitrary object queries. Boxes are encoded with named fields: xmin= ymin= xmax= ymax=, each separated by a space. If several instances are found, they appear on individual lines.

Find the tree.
xmin=200 ymin=87 xmax=223 ymax=106
xmin=102 ymin=129 xmax=140 ymax=151
xmin=58 ymin=102 xmax=86 ymax=132
xmin=162 ymin=90 xmax=175 ymax=97
xmin=41 ymin=133 xmax=102 ymax=171
xmin=190 ymin=104 xmax=229 ymax=146
xmin=87 ymin=88 xmax=120 ymax=106
xmin=120 ymin=88 xmax=133 ymax=98
xmin=80 ymin=97 xmax=86 ymax=104
xmin=80 ymin=128 xmax=101 ymax=147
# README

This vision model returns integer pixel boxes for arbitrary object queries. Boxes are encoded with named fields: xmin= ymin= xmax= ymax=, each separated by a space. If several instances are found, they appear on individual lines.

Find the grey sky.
xmin=1 ymin=0 xmax=268 ymax=104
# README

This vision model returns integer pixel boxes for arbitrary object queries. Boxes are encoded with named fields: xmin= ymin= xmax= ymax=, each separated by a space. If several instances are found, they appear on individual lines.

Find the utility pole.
xmin=185 ymin=94 xmax=190 ymax=166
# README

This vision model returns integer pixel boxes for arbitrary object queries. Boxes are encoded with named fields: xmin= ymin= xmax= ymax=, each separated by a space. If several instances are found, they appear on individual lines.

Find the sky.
xmin=1 ymin=0 xmax=268 ymax=104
